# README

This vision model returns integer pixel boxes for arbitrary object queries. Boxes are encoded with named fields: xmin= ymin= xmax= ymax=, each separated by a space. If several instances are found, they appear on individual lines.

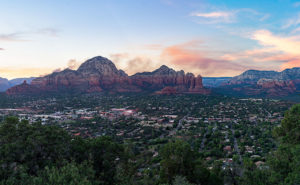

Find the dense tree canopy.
xmin=1 ymin=102 xmax=299 ymax=185
xmin=0 ymin=117 xmax=124 ymax=185
xmin=239 ymin=104 xmax=300 ymax=185
xmin=273 ymin=104 xmax=300 ymax=144
xmin=159 ymin=139 xmax=223 ymax=185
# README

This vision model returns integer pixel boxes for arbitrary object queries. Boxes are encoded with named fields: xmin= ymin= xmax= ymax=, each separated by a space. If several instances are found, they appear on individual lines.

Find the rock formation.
xmin=6 ymin=56 xmax=209 ymax=95
xmin=221 ymin=68 xmax=300 ymax=97
xmin=0 ymin=77 xmax=35 ymax=92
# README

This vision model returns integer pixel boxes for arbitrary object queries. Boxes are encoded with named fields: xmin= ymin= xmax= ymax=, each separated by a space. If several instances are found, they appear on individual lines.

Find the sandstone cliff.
xmin=7 ymin=56 xmax=209 ymax=95
xmin=222 ymin=68 xmax=300 ymax=97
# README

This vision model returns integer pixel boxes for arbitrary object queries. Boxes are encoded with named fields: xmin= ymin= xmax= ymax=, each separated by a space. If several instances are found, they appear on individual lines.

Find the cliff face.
xmin=6 ymin=56 xmax=209 ymax=95
xmin=156 ymin=86 xmax=177 ymax=95
xmin=131 ymin=65 xmax=206 ymax=93
xmin=6 ymin=81 xmax=40 ymax=95
xmin=223 ymin=68 xmax=300 ymax=97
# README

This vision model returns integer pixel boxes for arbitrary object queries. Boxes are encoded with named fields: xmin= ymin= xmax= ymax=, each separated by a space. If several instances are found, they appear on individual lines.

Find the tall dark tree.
xmin=273 ymin=104 xmax=300 ymax=144
xmin=239 ymin=104 xmax=300 ymax=185
xmin=0 ymin=117 xmax=71 ymax=180
xmin=159 ymin=139 xmax=223 ymax=185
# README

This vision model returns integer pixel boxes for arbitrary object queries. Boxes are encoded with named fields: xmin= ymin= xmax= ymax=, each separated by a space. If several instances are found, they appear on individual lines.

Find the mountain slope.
xmin=202 ymin=77 xmax=232 ymax=87
xmin=0 ymin=77 xmax=35 ymax=92
xmin=6 ymin=56 xmax=209 ymax=95
xmin=219 ymin=68 xmax=300 ymax=97
xmin=0 ymin=78 xmax=9 ymax=92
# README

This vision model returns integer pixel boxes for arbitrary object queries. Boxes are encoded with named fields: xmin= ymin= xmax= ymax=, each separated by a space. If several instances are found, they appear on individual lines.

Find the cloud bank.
xmin=161 ymin=41 xmax=249 ymax=76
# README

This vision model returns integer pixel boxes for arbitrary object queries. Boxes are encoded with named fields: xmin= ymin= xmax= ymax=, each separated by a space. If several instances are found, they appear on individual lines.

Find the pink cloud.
xmin=252 ymin=30 xmax=300 ymax=55
xmin=161 ymin=42 xmax=249 ymax=76
xmin=250 ymin=30 xmax=300 ymax=69
xmin=280 ymin=59 xmax=300 ymax=70
xmin=222 ymin=30 xmax=300 ymax=71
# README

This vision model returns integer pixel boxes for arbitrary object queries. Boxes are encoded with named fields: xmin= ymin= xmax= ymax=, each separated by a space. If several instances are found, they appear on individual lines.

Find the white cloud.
xmin=191 ymin=11 xmax=232 ymax=18
xmin=259 ymin=14 xmax=270 ymax=21
xmin=190 ymin=11 xmax=235 ymax=24
xmin=252 ymin=29 xmax=300 ymax=55
xmin=190 ymin=8 xmax=269 ymax=24
xmin=222 ymin=29 xmax=300 ymax=70
xmin=282 ymin=13 xmax=300 ymax=29
xmin=291 ymin=27 xmax=300 ymax=34
xmin=0 ymin=28 xmax=59 ymax=42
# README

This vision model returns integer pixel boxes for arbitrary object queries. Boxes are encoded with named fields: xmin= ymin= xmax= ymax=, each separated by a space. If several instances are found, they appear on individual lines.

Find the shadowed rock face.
xmin=131 ymin=65 xmax=206 ymax=93
xmin=222 ymin=68 xmax=300 ymax=97
xmin=156 ymin=86 xmax=177 ymax=95
xmin=6 ymin=56 xmax=209 ymax=95
xmin=6 ymin=81 xmax=39 ymax=95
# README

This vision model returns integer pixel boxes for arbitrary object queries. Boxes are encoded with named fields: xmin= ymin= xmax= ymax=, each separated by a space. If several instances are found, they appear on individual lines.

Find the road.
xmin=176 ymin=112 xmax=190 ymax=131
xmin=231 ymin=128 xmax=242 ymax=165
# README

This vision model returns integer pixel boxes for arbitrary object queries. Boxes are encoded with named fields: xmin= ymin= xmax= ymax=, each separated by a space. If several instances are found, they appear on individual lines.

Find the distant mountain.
xmin=5 ymin=57 xmax=300 ymax=98
xmin=6 ymin=56 xmax=210 ymax=95
xmin=202 ymin=77 xmax=232 ymax=87
xmin=229 ymin=68 xmax=300 ymax=84
xmin=219 ymin=68 xmax=300 ymax=97
xmin=9 ymin=77 xmax=35 ymax=86
xmin=0 ymin=77 xmax=35 ymax=92
xmin=0 ymin=78 xmax=10 ymax=92
xmin=131 ymin=65 xmax=207 ymax=93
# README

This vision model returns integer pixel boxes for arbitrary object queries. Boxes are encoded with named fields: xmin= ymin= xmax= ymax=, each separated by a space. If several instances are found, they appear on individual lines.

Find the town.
xmin=0 ymin=93 xmax=292 ymax=175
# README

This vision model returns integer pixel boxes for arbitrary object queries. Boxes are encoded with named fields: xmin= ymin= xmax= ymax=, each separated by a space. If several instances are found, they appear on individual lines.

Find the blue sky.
xmin=0 ymin=0 xmax=300 ymax=79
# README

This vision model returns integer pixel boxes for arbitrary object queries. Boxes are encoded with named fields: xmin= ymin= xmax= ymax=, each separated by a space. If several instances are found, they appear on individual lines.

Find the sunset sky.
xmin=1 ymin=0 xmax=300 ymax=79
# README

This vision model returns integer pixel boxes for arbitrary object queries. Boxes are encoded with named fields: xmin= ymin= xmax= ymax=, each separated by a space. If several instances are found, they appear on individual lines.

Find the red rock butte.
xmin=6 ymin=56 xmax=210 ymax=95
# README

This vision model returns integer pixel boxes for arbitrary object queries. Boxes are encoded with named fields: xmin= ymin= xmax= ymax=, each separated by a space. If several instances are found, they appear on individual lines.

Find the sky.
xmin=0 ymin=0 xmax=300 ymax=79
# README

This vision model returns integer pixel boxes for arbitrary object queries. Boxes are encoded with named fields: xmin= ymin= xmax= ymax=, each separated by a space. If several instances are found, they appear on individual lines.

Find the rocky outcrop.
xmin=156 ymin=86 xmax=177 ymax=95
xmin=0 ymin=77 xmax=35 ymax=92
xmin=6 ymin=56 xmax=209 ymax=95
xmin=221 ymin=68 xmax=300 ymax=97
xmin=229 ymin=70 xmax=278 ymax=85
xmin=229 ymin=68 xmax=300 ymax=84
xmin=256 ymin=79 xmax=296 ymax=96
xmin=131 ymin=65 xmax=208 ymax=93
xmin=6 ymin=80 xmax=40 ymax=95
